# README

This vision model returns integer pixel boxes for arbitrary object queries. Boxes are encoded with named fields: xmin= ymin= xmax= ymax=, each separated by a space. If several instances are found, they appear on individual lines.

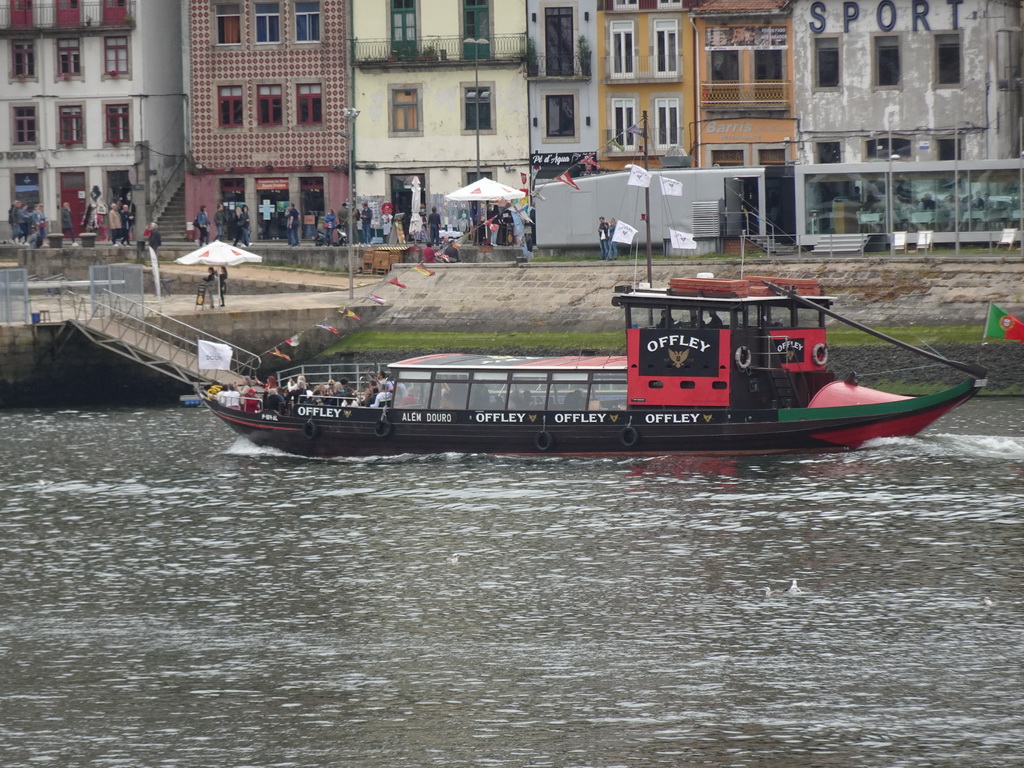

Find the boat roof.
xmin=391 ymin=353 xmax=627 ymax=371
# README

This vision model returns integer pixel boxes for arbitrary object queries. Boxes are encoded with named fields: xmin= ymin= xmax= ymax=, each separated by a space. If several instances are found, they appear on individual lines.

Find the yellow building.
xmin=350 ymin=1 xmax=529 ymax=216
xmin=596 ymin=1 xmax=698 ymax=172
xmin=690 ymin=0 xmax=796 ymax=168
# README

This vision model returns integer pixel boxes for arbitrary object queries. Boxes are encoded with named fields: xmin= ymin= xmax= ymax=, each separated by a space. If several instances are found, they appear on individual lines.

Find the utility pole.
xmin=642 ymin=110 xmax=653 ymax=287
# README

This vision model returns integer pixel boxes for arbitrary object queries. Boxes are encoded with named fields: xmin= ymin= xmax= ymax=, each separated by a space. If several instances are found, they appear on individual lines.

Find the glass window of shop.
xmin=804 ymin=168 xmax=1022 ymax=235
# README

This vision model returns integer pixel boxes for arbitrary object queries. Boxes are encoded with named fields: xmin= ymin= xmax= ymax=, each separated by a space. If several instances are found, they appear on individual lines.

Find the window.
xmin=464 ymin=85 xmax=492 ymax=131
xmin=814 ymin=37 xmax=839 ymax=88
xmin=297 ymin=83 xmax=322 ymax=124
xmin=865 ymin=137 xmax=911 ymax=159
xmin=710 ymin=50 xmax=739 ymax=81
xmin=544 ymin=7 xmax=575 ymax=77
xmin=937 ymin=138 xmax=962 ymax=161
xmin=218 ymin=86 xmax=243 ymax=127
xmin=216 ymin=3 xmax=242 ymax=45
xmin=654 ymin=19 xmax=679 ymax=77
xmin=105 ymin=103 xmax=129 ymax=143
xmin=59 ymin=105 xmax=84 ymax=144
xmin=295 ymin=2 xmax=320 ymax=42
xmin=875 ymin=36 xmax=900 ymax=87
xmin=613 ymin=0 xmax=638 ymax=7
xmin=816 ymin=141 xmax=841 ymax=163
xmin=754 ymin=49 xmax=782 ymax=81
xmin=710 ymin=149 xmax=744 ymax=166
xmin=57 ymin=38 xmax=81 ymax=76
xmin=13 ymin=106 xmax=37 ymax=145
xmin=654 ymin=98 xmax=679 ymax=149
xmin=391 ymin=0 xmax=416 ymax=59
xmin=255 ymin=3 xmax=281 ymax=43
xmin=936 ymin=33 xmax=961 ymax=86
xmin=257 ymin=85 xmax=283 ymax=125
xmin=545 ymin=94 xmax=575 ymax=138
xmin=610 ymin=21 xmax=634 ymax=78
xmin=758 ymin=148 xmax=786 ymax=165
xmin=464 ymin=0 xmax=489 ymax=41
xmin=12 ymin=41 xmax=35 ymax=77
xmin=612 ymin=97 xmax=636 ymax=148
xmin=104 ymin=36 xmax=128 ymax=75
xmin=391 ymin=88 xmax=420 ymax=133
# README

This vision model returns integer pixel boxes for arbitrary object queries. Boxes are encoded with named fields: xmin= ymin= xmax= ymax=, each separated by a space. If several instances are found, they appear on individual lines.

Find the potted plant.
xmin=526 ymin=37 xmax=539 ymax=77
xmin=577 ymin=36 xmax=592 ymax=77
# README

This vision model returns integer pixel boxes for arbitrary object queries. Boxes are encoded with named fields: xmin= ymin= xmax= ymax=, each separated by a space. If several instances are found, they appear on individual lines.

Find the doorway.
xmin=60 ymin=171 xmax=86 ymax=237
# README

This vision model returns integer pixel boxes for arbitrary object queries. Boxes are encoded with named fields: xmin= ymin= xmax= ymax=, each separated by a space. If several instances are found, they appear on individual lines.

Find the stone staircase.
xmin=154 ymin=181 xmax=188 ymax=242
xmin=747 ymin=234 xmax=799 ymax=257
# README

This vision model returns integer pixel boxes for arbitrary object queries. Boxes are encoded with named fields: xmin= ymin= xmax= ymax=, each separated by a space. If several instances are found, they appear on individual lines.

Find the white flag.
xmin=627 ymin=165 xmax=652 ymax=188
xmin=611 ymin=220 xmax=638 ymax=245
xmin=197 ymin=339 xmax=234 ymax=371
xmin=660 ymin=176 xmax=683 ymax=197
xmin=669 ymin=229 xmax=697 ymax=250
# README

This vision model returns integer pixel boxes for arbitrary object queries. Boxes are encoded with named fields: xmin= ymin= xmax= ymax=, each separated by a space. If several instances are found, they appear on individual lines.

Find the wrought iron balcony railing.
xmin=353 ymin=34 xmax=526 ymax=65
xmin=700 ymin=80 xmax=790 ymax=107
xmin=600 ymin=54 xmax=683 ymax=84
xmin=0 ymin=1 xmax=135 ymax=31
xmin=525 ymin=53 xmax=592 ymax=79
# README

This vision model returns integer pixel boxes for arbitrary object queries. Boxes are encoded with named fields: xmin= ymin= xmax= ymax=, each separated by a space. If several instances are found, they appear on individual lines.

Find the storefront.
xmin=255 ymin=178 xmax=290 ymax=240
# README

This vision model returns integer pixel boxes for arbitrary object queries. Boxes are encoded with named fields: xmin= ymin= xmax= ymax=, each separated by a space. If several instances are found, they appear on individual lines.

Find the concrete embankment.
xmin=2 ymin=255 xmax=1022 ymax=406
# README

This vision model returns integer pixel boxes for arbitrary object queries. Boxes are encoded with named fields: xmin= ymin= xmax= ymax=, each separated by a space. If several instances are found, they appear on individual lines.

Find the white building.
xmin=0 ymin=1 xmax=183 ymax=239
xmin=792 ymin=0 xmax=1022 ymax=163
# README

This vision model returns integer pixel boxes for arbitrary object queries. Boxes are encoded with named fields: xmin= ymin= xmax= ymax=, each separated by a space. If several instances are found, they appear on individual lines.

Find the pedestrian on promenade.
xmin=214 ymin=204 xmax=227 ymax=241
xmin=120 ymin=203 xmax=134 ymax=246
xmin=360 ymin=203 xmax=373 ymax=244
xmin=146 ymin=222 xmax=162 ymax=256
xmin=607 ymin=218 xmax=619 ymax=260
xmin=61 ymin=202 xmax=76 ymax=245
xmin=194 ymin=205 xmax=210 ymax=246
xmin=286 ymin=203 xmax=300 ymax=246
xmin=234 ymin=204 xmax=251 ymax=246
xmin=597 ymin=216 xmax=610 ymax=259
xmin=108 ymin=204 xmax=123 ymax=245
xmin=427 ymin=206 xmax=441 ymax=245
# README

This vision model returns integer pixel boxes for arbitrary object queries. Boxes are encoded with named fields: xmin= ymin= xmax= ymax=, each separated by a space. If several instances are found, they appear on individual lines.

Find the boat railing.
xmin=274 ymin=362 xmax=379 ymax=386
xmin=65 ymin=289 xmax=262 ymax=383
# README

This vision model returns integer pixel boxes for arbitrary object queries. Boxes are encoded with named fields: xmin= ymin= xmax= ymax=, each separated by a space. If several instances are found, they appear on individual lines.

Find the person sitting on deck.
xmin=265 ymin=387 xmax=286 ymax=414
xmin=217 ymin=383 xmax=241 ymax=409
xmin=371 ymin=371 xmax=395 ymax=407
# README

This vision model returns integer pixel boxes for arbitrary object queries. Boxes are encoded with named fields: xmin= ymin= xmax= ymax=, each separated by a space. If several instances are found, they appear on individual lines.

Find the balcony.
xmin=600 ymin=54 xmax=683 ymax=84
xmin=700 ymin=80 xmax=790 ymax=108
xmin=352 ymin=34 xmax=526 ymax=67
xmin=0 ymin=1 xmax=135 ymax=33
xmin=526 ymin=53 xmax=591 ymax=80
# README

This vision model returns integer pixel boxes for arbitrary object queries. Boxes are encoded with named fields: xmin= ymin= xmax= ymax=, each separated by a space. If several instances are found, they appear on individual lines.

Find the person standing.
xmin=61 ymin=202 xmax=76 ymax=245
xmin=338 ymin=202 xmax=350 ymax=245
xmin=214 ymin=204 xmax=227 ymax=241
xmin=203 ymin=266 xmax=217 ymax=307
xmin=31 ymin=204 xmax=47 ymax=248
xmin=218 ymin=265 xmax=228 ymax=307
xmin=607 ymin=218 xmax=618 ymax=260
xmin=7 ymin=200 xmax=22 ymax=243
xmin=120 ymin=203 xmax=134 ymax=246
xmin=597 ymin=216 xmax=610 ymax=259
xmin=360 ymin=203 xmax=373 ymax=244
xmin=146 ymin=222 xmax=162 ymax=256
xmin=324 ymin=208 xmax=337 ymax=245
xmin=427 ymin=206 xmax=442 ymax=246
xmin=286 ymin=203 xmax=300 ymax=246
xmin=234 ymin=204 xmax=251 ymax=246
xmin=107 ymin=204 xmax=122 ymax=245
xmin=194 ymin=205 xmax=210 ymax=245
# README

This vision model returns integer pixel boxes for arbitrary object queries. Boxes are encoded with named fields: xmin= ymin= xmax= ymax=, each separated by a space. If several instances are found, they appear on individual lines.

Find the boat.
xmin=198 ymin=276 xmax=988 ymax=458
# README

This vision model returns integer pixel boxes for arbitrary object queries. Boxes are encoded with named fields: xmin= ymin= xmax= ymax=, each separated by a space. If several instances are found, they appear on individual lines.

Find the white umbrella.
xmin=445 ymin=177 xmax=525 ymax=202
xmin=175 ymin=240 xmax=263 ymax=266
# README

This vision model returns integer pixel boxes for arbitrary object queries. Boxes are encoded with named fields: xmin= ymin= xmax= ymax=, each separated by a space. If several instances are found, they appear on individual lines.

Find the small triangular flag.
xmin=389 ymin=277 xmax=408 ymax=289
xmin=555 ymin=171 xmax=580 ymax=190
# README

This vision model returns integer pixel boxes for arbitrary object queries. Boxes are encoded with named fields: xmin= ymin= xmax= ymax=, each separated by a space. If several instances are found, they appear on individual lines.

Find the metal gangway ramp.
xmin=65 ymin=265 xmax=260 ymax=386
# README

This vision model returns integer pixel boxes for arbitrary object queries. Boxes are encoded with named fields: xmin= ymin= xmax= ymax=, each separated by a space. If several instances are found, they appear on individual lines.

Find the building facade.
xmin=1 ymin=0 xmax=183 ymax=239
xmin=596 ymin=0 xmax=697 ymax=172
xmin=350 ymin=0 xmax=530 ymax=229
xmin=525 ymin=0 xmax=599 ymax=181
xmin=792 ymin=0 xmax=1023 ymax=164
xmin=184 ymin=0 xmax=349 ymax=241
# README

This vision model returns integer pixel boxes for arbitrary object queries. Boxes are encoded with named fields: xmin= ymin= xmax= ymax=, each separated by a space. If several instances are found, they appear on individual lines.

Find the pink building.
xmin=185 ymin=0 xmax=350 ymax=241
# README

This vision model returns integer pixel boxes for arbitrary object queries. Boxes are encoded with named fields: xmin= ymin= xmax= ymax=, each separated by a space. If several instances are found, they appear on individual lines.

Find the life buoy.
xmin=812 ymin=343 xmax=829 ymax=367
xmin=374 ymin=419 xmax=393 ymax=438
xmin=620 ymin=426 xmax=641 ymax=448
xmin=534 ymin=431 xmax=554 ymax=452
xmin=734 ymin=346 xmax=753 ymax=371
xmin=303 ymin=419 xmax=319 ymax=440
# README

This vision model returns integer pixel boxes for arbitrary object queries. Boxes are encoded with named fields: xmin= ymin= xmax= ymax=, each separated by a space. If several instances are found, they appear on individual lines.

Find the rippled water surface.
xmin=1 ymin=399 xmax=1022 ymax=767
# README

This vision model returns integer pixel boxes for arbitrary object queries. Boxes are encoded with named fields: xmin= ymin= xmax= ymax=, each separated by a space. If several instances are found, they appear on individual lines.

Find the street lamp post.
xmin=463 ymin=37 xmax=488 ymax=182
xmin=887 ymin=152 xmax=899 ymax=258
xmin=342 ymin=107 xmax=360 ymax=300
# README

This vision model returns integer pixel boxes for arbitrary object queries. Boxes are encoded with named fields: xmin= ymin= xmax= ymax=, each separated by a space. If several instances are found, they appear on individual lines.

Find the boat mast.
xmin=642 ymin=110 xmax=653 ymax=287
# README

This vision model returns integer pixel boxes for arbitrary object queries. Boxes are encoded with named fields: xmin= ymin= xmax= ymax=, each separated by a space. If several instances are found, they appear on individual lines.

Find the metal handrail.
xmin=700 ymin=80 xmax=790 ymax=106
xmin=68 ymin=289 xmax=261 ymax=381
xmin=0 ymin=1 xmax=136 ymax=29
xmin=352 ymin=34 xmax=526 ymax=64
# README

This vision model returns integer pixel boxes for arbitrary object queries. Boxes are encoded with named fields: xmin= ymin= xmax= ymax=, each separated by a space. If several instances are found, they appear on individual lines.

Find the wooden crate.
xmin=746 ymin=276 xmax=822 ymax=296
xmin=669 ymin=277 xmax=749 ymax=298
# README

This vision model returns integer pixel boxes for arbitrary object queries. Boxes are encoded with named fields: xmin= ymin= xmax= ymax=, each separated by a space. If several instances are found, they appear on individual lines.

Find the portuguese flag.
xmin=984 ymin=304 xmax=1024 ymax=341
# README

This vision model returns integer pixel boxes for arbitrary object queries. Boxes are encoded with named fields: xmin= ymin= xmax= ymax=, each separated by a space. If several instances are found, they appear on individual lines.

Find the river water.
xmin=1 ymin=398 xmax=1022 ymax=768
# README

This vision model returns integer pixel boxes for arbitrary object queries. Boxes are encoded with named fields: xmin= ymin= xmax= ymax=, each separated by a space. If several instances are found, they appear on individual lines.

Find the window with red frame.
xmin=13 ymin=40 xmax=35 ymax=77
xmin=257 ymin=85 xmax=283 ymax=126
xmin=14 ymin=106 xmax=37 ymax=145
xmin=296 ymin=83 xmax=322 ymax=125
xmin=105 ymin=103 xmax=129 ymax=143
xmin=57 ymin=38 xmax=81 ymax=76
xmin=219 ymin=86 xmax=244 ymax=127
xmin=104 ymin=36 xmax=128 ymax=75
xmin=59 ymin=105 xmax=84 ymax=144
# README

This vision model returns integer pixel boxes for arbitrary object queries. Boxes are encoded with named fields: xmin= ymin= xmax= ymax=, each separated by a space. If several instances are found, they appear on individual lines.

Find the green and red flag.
xmin=984 ymin=304 xmax=1024 ymax=341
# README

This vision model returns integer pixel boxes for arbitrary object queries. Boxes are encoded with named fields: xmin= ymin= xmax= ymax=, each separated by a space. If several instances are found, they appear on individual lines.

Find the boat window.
xmin=396 ymin=381 xmax=423 ymax=407
xmin=396 ymin=369 xmax=431 ymax=381
xmin=796 ymin=307 xmax=822 ymax=328
xmin=763 ymin=304 xmax=793 ymax=328
xmin=469 ymin=380 xmax=507 ymax=410
xmin=733 ymin=305 xmax=750 ymax=329
xmin=701 ymin=309 xmax=725 ymax=329
xmin=590 ymin=377 xmax=627 ymax=409
xmin=429 ymin=372 xmax=469 ymax=409
xmin=509 ymin=372 xmax=547 ymax=410
xmin=548 ymin=381 xmax=589 ymax=410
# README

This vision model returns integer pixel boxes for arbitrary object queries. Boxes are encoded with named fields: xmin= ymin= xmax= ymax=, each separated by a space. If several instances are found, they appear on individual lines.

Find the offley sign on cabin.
xmin=808 ymin=0 xmax=967 ymax=33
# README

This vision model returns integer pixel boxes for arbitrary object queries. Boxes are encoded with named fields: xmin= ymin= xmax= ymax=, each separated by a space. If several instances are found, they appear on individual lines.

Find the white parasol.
xmin=445 ymin=177 xmax=525 ymax=202
xmin=175 ymin=240 xmax=263 ymax=266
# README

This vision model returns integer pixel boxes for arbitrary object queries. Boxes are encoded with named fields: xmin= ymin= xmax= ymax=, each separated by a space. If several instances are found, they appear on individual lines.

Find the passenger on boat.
xmin=371 ymin=371 xmax=395 ymax=407
xmin=265 ymin=387 xmax=287 ymax=414
xmin=217 ymin=383 xmax=241 ymax=409
xmin=705 ymin=311 xmax=724 ymax=328
xmin=359 ymin=374 xmax=379 ymax=407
